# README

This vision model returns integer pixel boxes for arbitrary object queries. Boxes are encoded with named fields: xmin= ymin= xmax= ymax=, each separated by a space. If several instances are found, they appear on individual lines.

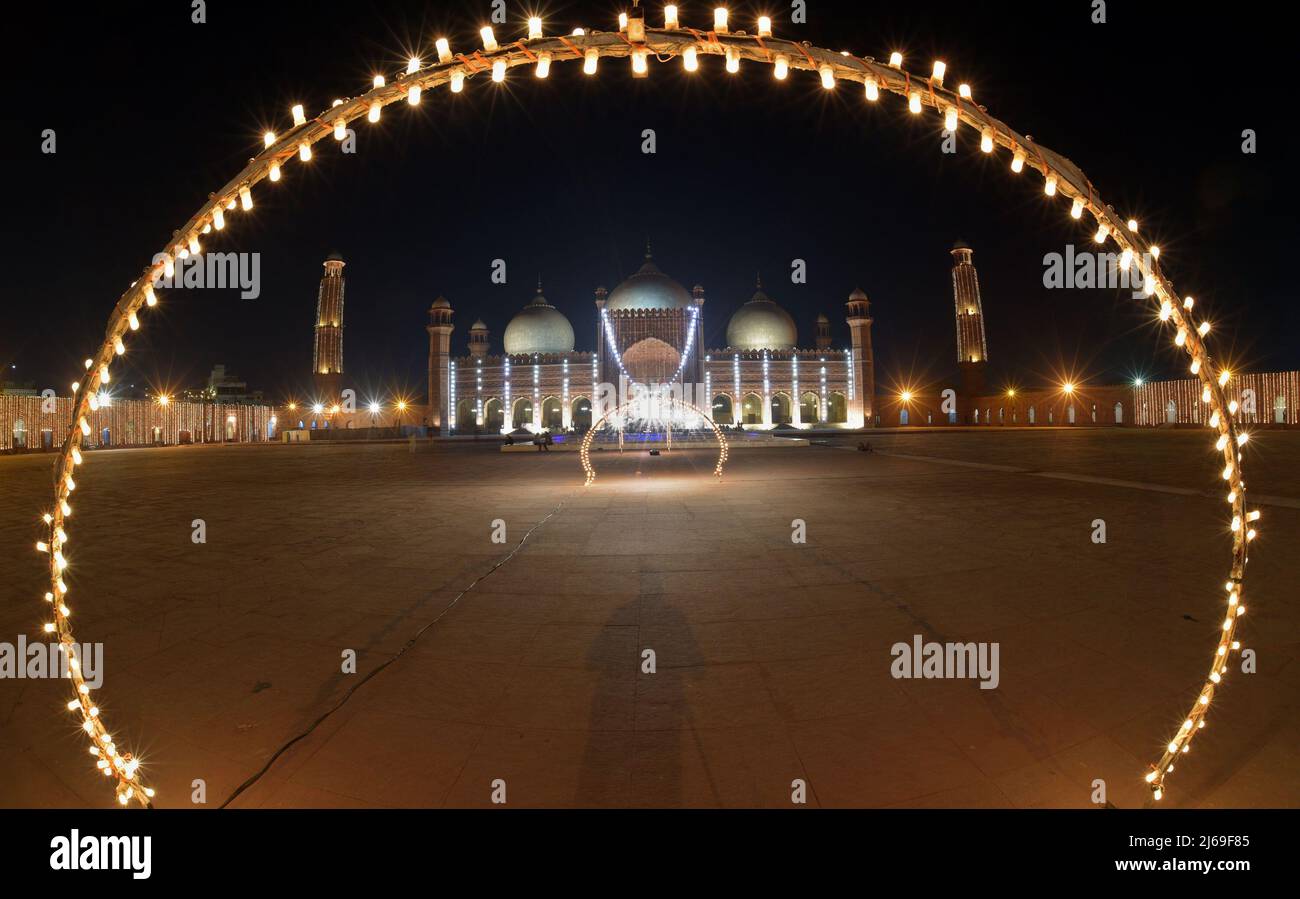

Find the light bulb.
xmin=436 ymin=38 xmax=451 ymax=63
xmin=864 ymin=77 xmax=879 ymax=101
xmin=774 ymin=55 xmax=788 ymax=79
xmin=291 ymin=104 xmax=305 ymax=126
xmin=536 ymin=52 xmax=551 ymax=78
xmin=480 ymin=26 xmax=498 ymax=52
xmin=584 ymin=49 xmax=598 ymax=74
xmin=683 ymin=47 xmax=698 ymax=71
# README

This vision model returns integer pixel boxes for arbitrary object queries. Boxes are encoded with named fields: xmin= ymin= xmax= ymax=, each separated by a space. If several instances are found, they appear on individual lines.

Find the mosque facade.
xmin=429 ymin=250 xmax=874 ymax=436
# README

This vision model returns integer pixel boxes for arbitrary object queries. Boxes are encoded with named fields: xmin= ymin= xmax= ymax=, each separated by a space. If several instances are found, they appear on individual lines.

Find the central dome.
xmin=503 ymin=285 xmax=575 ymax=355
xmin=605 ymin=252 xmax=693 ymax=311
xmin=726 ymin=281 xmax=797 ymax=350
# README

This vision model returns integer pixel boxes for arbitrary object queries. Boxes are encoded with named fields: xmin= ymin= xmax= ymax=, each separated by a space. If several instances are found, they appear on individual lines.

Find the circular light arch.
xmin=37 ymin=12 xmax=1254 ymax=807
xmin=579 ymin=399 xmax=729 ymax=486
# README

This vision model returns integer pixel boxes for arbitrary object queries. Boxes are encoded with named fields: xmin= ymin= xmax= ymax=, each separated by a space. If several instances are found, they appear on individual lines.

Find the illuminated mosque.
xmin=426 ymin=247 xmax=877 ymax=436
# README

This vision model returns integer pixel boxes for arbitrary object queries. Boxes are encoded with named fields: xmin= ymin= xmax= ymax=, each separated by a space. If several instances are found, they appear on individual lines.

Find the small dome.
xmin=726 ymin=280 xmax=797 ymax=350
xmin=606 ymin=251 xmax=693 ymax=311
xmin=431 ymin=296 xmax=451 ymax=309
xmin=324 ymin=250 xmax=345 ymax=263
xmin=503 ymin=285 xmax=575 ymax=355
xmin=816 ymin=313 xmax=829 ymax=323
xmin=470 ymin=319 xmax=488 ymax=331
xmin=847 ymin=287 xmax=868 ymax=301
xmin=952 ymin=239 xmax=972 ymax=251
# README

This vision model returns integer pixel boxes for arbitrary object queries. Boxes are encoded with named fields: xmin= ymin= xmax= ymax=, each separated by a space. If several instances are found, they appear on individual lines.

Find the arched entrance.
xmin=770 ymin=392 xmax=792 ymax=425
xmin=541 ymin=396 xmax=563 ymax=430
xmin=34 ymin=13 xmax=1253 ymax=807
xmin=512 ymin=397 xmax=533 ymax=430
xmin=571 ymin=396 xmax=592 ymax=431
xmin=740 ymin=393 xmax=762 ymax=425
xmin=828 ymin=392 xmax=847 ymax=423
xmin=455 ymin=398 xmax=476 ymax=432
xmin=712 ymin=394 xmax=733 ymax=425
xmin=800 ymin=391 xmax=819 ymax=424
xmin=484 ymin=398 xmax=504 ymax=432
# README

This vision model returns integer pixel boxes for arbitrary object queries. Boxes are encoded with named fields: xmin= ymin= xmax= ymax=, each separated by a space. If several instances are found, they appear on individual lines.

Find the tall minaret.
xmin=951 ymin=240 xmax=989 ymax=403
xmin=427 ymin=296 xmax=454 ymax=436
xmin=313 ymin=252 xmax=346 ymax=402
xmin=845 ymin=288 xmax=875 ymax=428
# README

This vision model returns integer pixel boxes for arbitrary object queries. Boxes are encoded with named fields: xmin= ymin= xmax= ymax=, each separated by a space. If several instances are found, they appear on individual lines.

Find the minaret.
xmin=427 ymin=296 xmax=454 ymax=435
xmin=468 ymin=319 xmax=490 ymax=358
xmin=692 ymin=283 xmax=706 ymax=388
xmin=845 ymin=288 xmax=875 ymax=428
xmin=815 ymin=313 xmax=832 ymax=350
xmin=312 ymin=252 xmax=346 ymax=402
xmin=951 ymin=240 xmax=989 ymax=403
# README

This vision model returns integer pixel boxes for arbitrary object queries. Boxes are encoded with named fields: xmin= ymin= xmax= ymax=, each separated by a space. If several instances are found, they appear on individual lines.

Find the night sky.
xmin=4 ymin=0 xmax=1295 ymax=404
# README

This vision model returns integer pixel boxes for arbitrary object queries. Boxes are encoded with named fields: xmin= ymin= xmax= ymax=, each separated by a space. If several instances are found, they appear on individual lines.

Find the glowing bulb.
xmin=665 ymin=5 xmax=679 ymax=29
xmin=774 ymin=55 xmax=788 ymax=79
xmin=291 ymin=104 xmax=305 ymax=126
xmin=528 ymin=17 xmax=542 ymax=40
xmin=211 ymin=207 xmax=224 ymax=231
xmin=1150 ymin=245 xmax=1160 ymax=259
xmin=714 ymin=7 xmax=728 ymax=32
xmin=1119 ymin=247 xmax=1132 ymax=270
xmin=373 ymin=74 xmax=386 ymax=89
xmin=584 ymin=49 xmax=598 ymax=74
xmin=407 ymin=57 xmax=420 ymax=75
xmin=128 ymin=311 xmax=139 ymax=331
xmin=944 ymin=105 xmax=958 ymax=132
xmin=958 ymin=83 xmax=971 ymax=99
xmin=239 ymin=185 xmax=253 ymax=211
xmin=1094 ymin=224 xmax=1108 ymax=243
xmin=889 ymin=51 xmax=903 ymax=68
xmin=113 ymin=336 xmax=125 ymax=356
xmin=1044 ymin=176 xmax=1057 ymax=196
xmin=932 ymin=60 xmax=946 ymax=84
xmin=1183 ymin=296 xmax=1195 ymax=310
xmin=1011 ymin=149 xmax=1025 ymax=172
xmin=683 ymin=47 xmax=698 ymax=71
xmin=980 ymin=127 xmax=994 ymax=153
xmin=263 ymin=130 xmax=277 ymax=148
xmin=619 ymin=12 xmax=629 ymax=31
xmin=1175 ymin=328 xmax=1187 ymax=347
xmin=480 ymin=26 xmax=498 ymax=52
xmin=1198 ymin=321 xmax=1211 ymax=336
xmin=725 ymin=48 xmax=739 ymax=73
xmin=823 ymin=66 xmax=838 ymax=90
xmin=368 ymin=101 xmax=381 ymax=122
xmin=450 ymin=71 xmax=465 ymax=92
xmin=1219 ymin=369 xmax=1231 ymax=387
xmin=631 ymin=49 xmax=648 ymax=76
xmin=1070 ymin=198 xmax=1084 ymax=219
xmin=408 ymin=84 xmax=422 ymax=105
xmin=492 ymin=59 xmax=506 ymax=82
xmin=758 ymin=15 xmax=772 ymax=37
xmin=436 ymin=38 xmax=451 ymax=63
xmin=298 ymin=142 xmax=311 ymax=162
xmin=908 ymin=90 xmax=921 ymax=112
xmin=536 ymin=51 xmax=552 ymax=78
xmin=1159 ymin=300 xmax=1172 ymax=321
xmin=864 ymin=77 xmax=879 ymax=101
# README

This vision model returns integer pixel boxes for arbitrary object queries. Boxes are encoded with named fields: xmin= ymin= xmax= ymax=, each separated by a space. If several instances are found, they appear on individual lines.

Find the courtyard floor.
xmin=1 ymin=428 xmax=1297 ymax=808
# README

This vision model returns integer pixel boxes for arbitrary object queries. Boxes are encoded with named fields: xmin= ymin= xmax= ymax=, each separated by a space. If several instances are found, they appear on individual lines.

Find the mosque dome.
xmin=726 ymin=279 xmax=798 ymax=350
xmin=503 ymin=284 xmax=575 ymax=355
xmin=605 ymin=250 xmax=694 ymax=311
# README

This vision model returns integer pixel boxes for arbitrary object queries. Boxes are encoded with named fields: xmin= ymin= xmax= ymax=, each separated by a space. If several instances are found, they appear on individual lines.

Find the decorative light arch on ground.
xmin=579 ymin=399 xmax=728 ymax=486
xmin=37 ymin=8 xmax=1256 ymax=806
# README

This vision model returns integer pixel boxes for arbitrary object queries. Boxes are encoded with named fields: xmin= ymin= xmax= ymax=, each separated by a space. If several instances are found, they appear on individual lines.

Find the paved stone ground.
xmin=1 ymin=429 xmax=1296 ymax=808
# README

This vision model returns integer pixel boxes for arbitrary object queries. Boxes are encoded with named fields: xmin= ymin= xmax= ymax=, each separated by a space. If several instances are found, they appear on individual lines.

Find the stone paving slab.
xmin=0 ymin=432 xmax=1296 ymax=808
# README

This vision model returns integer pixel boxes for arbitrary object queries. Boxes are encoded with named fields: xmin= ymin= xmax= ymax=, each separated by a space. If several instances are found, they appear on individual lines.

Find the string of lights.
xmin=580 ymin=399 xmax=727 ymax=487
xmin=36 ymin=5 xmax=1253 ymax=806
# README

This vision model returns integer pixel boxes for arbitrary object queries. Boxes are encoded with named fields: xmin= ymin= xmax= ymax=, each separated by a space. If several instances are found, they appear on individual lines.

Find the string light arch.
xmin=579 ymin=399 xmax=728 ymax=487
xmin=37 ymin=7 xmax=1254 ymax=806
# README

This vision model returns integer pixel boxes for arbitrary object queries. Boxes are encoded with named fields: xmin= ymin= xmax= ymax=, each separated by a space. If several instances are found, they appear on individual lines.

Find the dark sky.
xmin=4 ymin=0 xmax=1295 ymax=403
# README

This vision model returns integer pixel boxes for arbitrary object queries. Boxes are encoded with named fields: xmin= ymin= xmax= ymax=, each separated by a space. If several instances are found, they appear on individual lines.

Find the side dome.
xmin=605 ymin=251 xmax=693 ymax=311
xmin=503 ymin=285 xmax=575 ymax=355
xmin=726 ymin=280 xmax=797 ymax=350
